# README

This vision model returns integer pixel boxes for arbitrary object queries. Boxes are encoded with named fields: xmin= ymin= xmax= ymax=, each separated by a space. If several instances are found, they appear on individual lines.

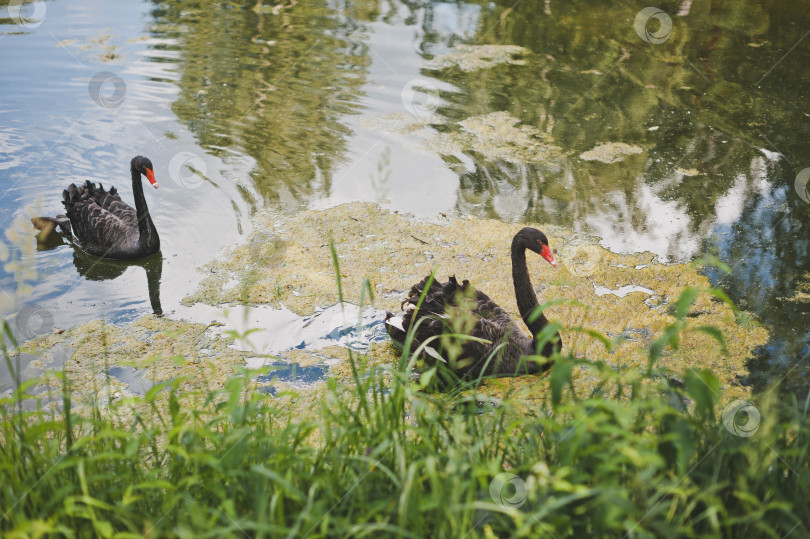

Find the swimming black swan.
xmin=385 ymin=227 xmax=562 ymax=379
xmin=32 ymin=156 xmax=160 ymax=260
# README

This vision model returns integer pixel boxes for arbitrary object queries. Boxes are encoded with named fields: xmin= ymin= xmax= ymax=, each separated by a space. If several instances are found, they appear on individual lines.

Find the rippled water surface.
xmin=2 ymin=0 xmax=809 ymax=393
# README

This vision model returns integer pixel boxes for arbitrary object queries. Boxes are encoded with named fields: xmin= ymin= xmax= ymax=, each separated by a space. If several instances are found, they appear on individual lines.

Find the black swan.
xmin=32 ymin=156 xmax=160 ymax=260
xmin=385 ymin=227 xmax=562 ymax=379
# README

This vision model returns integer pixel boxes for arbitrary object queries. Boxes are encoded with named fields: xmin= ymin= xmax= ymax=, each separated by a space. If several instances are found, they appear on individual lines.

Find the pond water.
xmin=1 ymin=0 xmax=808 ymax=395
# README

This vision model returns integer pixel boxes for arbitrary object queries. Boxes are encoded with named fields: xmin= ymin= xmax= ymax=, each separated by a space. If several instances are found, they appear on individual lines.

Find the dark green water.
xmin=1 ymin=0 xmax=808 ymax=394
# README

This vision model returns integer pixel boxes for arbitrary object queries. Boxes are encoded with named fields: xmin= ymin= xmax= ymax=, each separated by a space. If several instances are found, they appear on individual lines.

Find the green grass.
xmin=1 ymin=286 xmax=808 ymax=538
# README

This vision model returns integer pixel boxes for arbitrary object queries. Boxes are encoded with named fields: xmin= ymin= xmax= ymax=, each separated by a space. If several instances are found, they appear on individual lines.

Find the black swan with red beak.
xmin=385 ymin=227 xmax=562 ymax=378
xmin=32 ymin=156 xmax=160 ymax=260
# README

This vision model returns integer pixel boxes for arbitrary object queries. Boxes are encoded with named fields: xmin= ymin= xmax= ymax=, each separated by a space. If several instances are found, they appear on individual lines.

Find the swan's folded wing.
xmin=404 ymin=276 xmax=447 ymax=316
xmin=456 ymin=316 xmax=535 ymax=377
xmin=452 ymin=315 xmax=507 ymax=375
xmin=63 ymin=181 xmax=139 ymax=250
xmin=69 ymin=200 xmax=138 ymax=251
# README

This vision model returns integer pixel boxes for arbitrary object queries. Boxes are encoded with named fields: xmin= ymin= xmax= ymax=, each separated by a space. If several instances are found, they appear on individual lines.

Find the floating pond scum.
xmin=423 ymin=44 xmax=530 ymax=72
xmin=360 ymin=110 xmax=565 ymax=166
xmin=12 ymin=317 xmax=251 ymax=414
xmin=188 ymin=202 xmax=765 ymax=402
xmin=15 ymin=202 xmax=767 ymax=411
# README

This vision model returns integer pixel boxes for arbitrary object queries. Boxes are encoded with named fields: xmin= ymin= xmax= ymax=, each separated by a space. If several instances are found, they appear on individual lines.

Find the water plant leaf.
xmin=527 ymin=299 xmax=576 ymax=323
xmin=550 ymin=359 xmax=573 ymax=407
xmin=706 ymin=287 xmax=738 ymax=313
xmin=675 ymin=287 xmax=700 ymax=319
xmin=694 ymin=325 xmax=728 ymax=353
xmin=648 ymin=325 xmax=681 ymax=367
xmin=328 ymin=231 xmax=343 ymax=302
xmin=250 ymin=465 xmax=305 ymax=501
xmin=684 ymin=368 xmax=721 ymax=418
xmin=693 ymin=254 xmax=732 ymax=274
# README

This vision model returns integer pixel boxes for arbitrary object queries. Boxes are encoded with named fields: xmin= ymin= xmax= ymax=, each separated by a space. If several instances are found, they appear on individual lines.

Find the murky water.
xmin=1 ymin=0 xmax=809 ymax=394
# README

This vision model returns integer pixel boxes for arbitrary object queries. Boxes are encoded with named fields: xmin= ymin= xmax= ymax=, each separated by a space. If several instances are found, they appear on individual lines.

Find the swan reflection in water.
xmin=34 ymin=233 xmax=163 ymax=317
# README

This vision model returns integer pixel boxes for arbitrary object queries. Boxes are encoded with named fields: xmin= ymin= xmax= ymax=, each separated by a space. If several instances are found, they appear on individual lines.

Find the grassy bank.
xmin=1 ymin=285 xmax=808 ymax=538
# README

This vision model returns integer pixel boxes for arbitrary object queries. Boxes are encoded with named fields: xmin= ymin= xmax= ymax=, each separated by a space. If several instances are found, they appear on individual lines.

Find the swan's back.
xmin=63 ymin=180 xmax=139 ymax=258
xmin=386 ymin=275 xmax=545 ymax=377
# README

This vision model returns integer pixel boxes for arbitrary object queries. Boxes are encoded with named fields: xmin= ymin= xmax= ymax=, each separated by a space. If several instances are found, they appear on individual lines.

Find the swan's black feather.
xmin=62 ymin=181 xmax=140 ymax=258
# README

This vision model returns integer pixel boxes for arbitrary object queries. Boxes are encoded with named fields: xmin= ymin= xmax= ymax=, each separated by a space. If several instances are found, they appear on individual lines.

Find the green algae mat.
xmin=19 ymin=202 xmax=767 ymax=410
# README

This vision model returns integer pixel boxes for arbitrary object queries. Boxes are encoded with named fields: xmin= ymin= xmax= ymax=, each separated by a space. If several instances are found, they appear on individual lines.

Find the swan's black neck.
xmin=131 ymin=165 xmax=157 ymax=250
xmin=511 ymin=240 xmax=548 ymax=341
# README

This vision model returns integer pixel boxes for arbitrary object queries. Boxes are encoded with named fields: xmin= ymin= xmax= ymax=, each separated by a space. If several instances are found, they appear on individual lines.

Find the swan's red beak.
xmin=145 ymin=168 xmax=159 ymax=189
xmin=541 ymin=244 xmax=557 ymax=267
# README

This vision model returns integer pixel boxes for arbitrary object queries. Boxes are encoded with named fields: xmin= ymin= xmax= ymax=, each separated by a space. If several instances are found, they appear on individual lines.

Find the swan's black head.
xmin=514 ymin=227 xmax=556 ymax=267
xmin=131 ymin=156 xmax=159 ymax=189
